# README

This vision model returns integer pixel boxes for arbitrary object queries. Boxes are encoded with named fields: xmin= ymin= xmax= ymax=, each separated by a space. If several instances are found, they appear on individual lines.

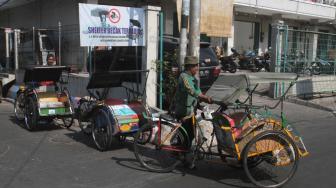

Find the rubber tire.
xmin=91 ymin=108 xmax=113 ymax=151
xmin=311 ymin=63 xmax=321 ymax=75
xmin=24 ymin=96 xmax=38 ymax=131
xmin=242 ymin=130 xmax=299 ymax=188
xmin=265 ymin=63 xmax=270 ymax=72
xmin=14 ymin=92 xmax=25 ymax=121
xmin=60 ymin=88 xmax=74 ymax=128
xmin=134 ymin=123 xmax=185 ymax=173
xmin=228 ymin=63 xmax=237 ymax=73
xmin=303 ymin=68 xmax=312 ymax=76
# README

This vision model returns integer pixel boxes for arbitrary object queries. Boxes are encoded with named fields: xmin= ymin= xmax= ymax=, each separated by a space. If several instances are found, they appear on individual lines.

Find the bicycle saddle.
xmin=160 ymin=113 xmax=175 ymax=122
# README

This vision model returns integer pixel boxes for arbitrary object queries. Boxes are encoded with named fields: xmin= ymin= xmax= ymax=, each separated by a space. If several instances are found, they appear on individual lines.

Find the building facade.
xmin=1 ymin=0 xmax=336 ymax=66
xmin=232 ymin=0 xmax=336 ymax=55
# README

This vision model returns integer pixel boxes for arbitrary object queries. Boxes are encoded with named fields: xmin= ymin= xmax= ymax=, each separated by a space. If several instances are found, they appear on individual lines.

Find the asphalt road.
xmin=0 ymin=99 xmax=336 ymax=188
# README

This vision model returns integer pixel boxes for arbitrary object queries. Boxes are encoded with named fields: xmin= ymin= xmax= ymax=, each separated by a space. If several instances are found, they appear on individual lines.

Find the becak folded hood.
xmin=23 ymin=66 xmax=69 ymax=83
xmin=206 ymin=72 xmax=298 ymax=104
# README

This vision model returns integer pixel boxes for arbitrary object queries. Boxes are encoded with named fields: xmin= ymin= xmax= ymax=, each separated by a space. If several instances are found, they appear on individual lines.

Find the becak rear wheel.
xmin=91 ymin=108 xmax=113 ymax=151
xmin=24 ymin=96 xmax=38 ymax=131
xmin=60 ymin=88 xmax=74 ymax=128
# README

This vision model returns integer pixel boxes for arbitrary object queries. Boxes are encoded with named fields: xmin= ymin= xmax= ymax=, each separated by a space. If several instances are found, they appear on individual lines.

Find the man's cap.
xmin=184 ymin=56 xmax=198 ymax=65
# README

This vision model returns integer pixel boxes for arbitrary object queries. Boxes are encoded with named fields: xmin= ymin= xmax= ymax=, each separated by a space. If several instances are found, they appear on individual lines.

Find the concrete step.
xmin=0 ymin=73 xmax=9 ymax=78
xmin=0 ymin=73 xmax=15 ymax=86
xmin=0 ymin=73 xmax=16 ymax=99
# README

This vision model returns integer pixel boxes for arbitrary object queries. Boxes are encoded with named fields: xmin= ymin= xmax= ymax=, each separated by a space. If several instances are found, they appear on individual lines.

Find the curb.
xmin=0 ymin=97 xmax=15 ymax=104
xmin=287 ymin=97 xmax=335 ymax=113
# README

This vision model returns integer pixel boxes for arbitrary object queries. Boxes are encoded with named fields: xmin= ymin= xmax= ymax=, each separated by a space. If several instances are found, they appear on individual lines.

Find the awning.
xmin=0 ymin=0 xmax=36 ymax=11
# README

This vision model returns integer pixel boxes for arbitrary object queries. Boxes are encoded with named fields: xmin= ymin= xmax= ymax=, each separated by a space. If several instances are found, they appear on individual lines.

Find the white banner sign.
xmin=79 ymin=3 xmax=145 ymax=47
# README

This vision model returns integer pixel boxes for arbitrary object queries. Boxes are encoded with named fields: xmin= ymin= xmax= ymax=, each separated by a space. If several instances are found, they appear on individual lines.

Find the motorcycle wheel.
xmin=303 ymin=68 xmax=312 ymax=76
xmin=265 ymin=64 xmax=270 ymax=72
xmin=311 ymin=63 xmax=321 ymax=75
xmin=228 ymin=63 xmax=237 ymax=73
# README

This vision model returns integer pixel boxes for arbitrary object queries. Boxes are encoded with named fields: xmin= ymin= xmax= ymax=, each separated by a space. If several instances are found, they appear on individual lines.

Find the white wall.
xmin=233 ymin=12 xmax=336 ymax=57
xmin=235 ymin=0 xmax=336 ymax=20
xmin=234 ymin=21 xmax=254 ymax=53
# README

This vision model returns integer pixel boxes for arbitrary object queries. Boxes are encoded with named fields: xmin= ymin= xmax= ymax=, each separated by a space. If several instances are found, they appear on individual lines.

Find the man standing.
xmin=46 ymin=54 xmax=56 ymax=66
xmin=174 ymin=56 xmax=212 ymax=168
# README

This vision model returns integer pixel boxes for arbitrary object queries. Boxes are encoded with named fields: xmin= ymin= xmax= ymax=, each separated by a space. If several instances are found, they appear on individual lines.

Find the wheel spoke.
xmin=134 ymin=123 xmax=184 ymax=173
xmin=92 ymin=108 xmax=112 ymax=151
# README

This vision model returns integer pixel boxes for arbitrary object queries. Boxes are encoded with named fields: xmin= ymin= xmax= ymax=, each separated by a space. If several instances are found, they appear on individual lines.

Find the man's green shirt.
xmin=174 ymin=72 xmax=202 ymax=118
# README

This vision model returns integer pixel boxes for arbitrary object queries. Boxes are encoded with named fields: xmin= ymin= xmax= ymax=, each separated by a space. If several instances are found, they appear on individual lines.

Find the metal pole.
xmin=5 ymin=29 xmax=10 ymax=71
xmin=0 ymin=80 xmax=2 ymax=103
xmin=178 ymin=0 xmax=190 ymax=71
xmin=58 ymin=21 xmax=62 ymax=66
xmin=159 ymin=11 xmax=164 ymax=109
xmin=135 ymin=46 xmax=139 ymax=97
xmin=188 ymin=0 xmax=201 ymax=86
xmin=334 ymin=60 xmax=336 ymax=76
xmin=282 ymin=25 xmax=289 ymax=96
xmin=271 ymin=21 xmax=284 ymax=98
xmin=283 ymin=25 xmax=288 ymax=73
xmin=275 ymin=26 xmax=280 ymax=98
xmin=89 ymin=46 xmax=92 ymax=76
xmin=14 ymin=29 xmax=19 ymax=70
xmin=32 ymin=27 xmax=36 ymax=65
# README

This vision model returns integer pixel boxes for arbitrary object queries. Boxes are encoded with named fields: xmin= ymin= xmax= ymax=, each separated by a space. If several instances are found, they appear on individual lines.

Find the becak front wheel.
xmin=134 ymin=122 xmax=185 ymax=173
xmin=242 ymin=130 xmax=299 ymax=188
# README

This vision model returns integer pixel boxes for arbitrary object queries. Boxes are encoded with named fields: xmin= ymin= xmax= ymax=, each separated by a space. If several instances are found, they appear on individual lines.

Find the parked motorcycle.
xmin=219 ymin=48 xmax=238 ymax=73
xmin=255 ymin=51 xmax=271 ymax=72
xmin=311 ymin=58 xmax=332 ymax=75
xmin=231 ymin=48 xmax=257 ymax=71
xmin=283 ymin=51 xmax=320 ymax=76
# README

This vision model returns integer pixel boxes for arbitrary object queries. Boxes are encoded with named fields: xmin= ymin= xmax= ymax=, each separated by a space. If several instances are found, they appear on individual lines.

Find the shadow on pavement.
xmin=180 ymin=161 xmax=254 ymax=188
xmin=110 ymin=141 xmax=185 ymax=175
xmin=64 ymin=131 xmax=130 ymax=151
xmin=64 ymin=131 xmax=97 ymax=150
xmin=9 ymin=115 xmax=63 ymax=132
xmin=109 ymin=140 xmax=254 ymax=188
xmin=111 ymin=156 xmax=152 ymax=172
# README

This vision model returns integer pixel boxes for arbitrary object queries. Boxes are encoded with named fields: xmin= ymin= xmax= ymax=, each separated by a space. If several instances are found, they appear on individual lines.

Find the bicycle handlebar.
xmin=212 ymin=99 xmax=271 ymax=111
